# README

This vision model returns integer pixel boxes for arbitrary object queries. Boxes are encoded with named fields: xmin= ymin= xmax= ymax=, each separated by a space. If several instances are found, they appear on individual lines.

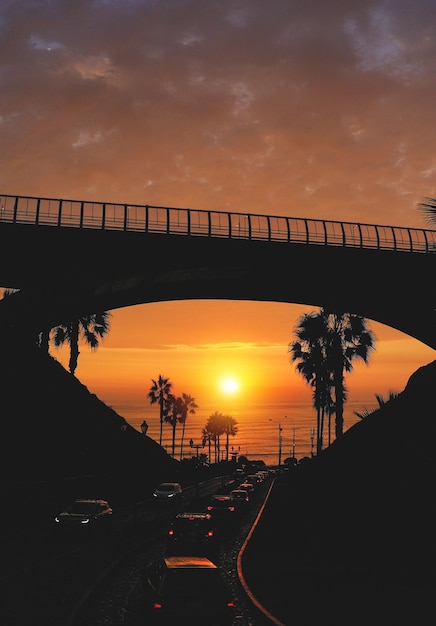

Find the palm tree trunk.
xmin=334 ymin=373 xmax=345 ymax=438
xmin=180 ymin=422 xmax=186 ymax=460
xmin=69 ymin=322 xmax=80 ymax=375
xmin=171 ymin=422 xmax=177 ymax=457
xmin=316 ymin=407 xmax=322 ymax=455
xmin=159 ymin=399 xmax=164 ymax=446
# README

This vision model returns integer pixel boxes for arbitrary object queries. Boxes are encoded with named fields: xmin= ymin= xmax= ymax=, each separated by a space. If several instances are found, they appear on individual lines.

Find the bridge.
xmin=1 ymin=193 xmax=436 ymax=349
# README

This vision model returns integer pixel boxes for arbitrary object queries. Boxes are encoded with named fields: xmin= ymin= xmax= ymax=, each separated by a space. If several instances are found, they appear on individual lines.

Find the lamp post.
xmin=190 ymin=439 xmax=204 ymax=498
xmin=140 ymin=420 xmax=148 ymax=435
xmin=269 ymin=419 xmax=283 ymax=467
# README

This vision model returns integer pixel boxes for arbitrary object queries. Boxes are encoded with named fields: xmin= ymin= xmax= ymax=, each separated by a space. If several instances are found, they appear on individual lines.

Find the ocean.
xmin=112 ymin=400 xmax=368 ymax=465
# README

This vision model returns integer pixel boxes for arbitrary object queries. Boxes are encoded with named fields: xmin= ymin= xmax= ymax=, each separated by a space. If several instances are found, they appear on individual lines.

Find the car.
xmin=238 ymin=481 xmax=256 ymax=496
xmin=153 ymin=482 xmax=183 ymax=504
xmin=229 ymin=488 xmax=250 ymax=510
xmin=165 ymin=512 xmax=220 ymax=561
xmin=246 ymin=473 xmax=262 ymax=487
xmin=145 ymin=555 xmax=235 ymax=625
xmin=205 ymin=494 xmax=243 ymax=525
xmin=54 ymin=498 xmax=113 ymax=532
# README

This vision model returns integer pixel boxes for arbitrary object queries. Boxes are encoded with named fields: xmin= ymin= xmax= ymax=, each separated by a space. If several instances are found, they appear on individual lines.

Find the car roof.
xmin=175 ymin=512 xmax=212 ymax=520
xmin=156 ymin=482 xmax=181 ymax=488
xmin=73 ymin=499 xmax=109 ymax=505
xmin=164 ymin=556 xmax=218 ymax=569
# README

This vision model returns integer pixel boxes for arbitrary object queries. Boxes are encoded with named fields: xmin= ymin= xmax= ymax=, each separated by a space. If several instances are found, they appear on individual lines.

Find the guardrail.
xmin=1 ymin=192 xmax=436 ymax=253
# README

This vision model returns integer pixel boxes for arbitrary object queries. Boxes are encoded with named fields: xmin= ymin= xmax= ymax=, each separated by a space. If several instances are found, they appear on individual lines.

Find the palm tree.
xmin=178 ymin=393 xmax=199 ymax=460
xmin=52 ymin=311 xmax=111 ymax=375
xmin=290 ymin=308 xmax=376 ymax=447
xmin=147 ymin=375 xmax=173 ymax=447
xmin=205 ymin=412 xmax=226 ymax=463
xmin=354 ymin=390 xmax=399 ymax=419
xmin=418 ymin=197 xmax=436 ymax=225
xmin=324 ymin=310 xmax=376 ymax=438
xmin=289 ymin=312 xmax=332 ymax=454
xmin=221 ymin=415 xmax=238 ymax=461
xmin=164 ymin=394 xmax=183 ymax=458
xmin=201 ymin=425 xmax=216 ymax=464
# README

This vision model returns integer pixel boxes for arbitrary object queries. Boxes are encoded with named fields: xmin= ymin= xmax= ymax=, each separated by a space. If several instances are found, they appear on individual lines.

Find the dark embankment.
xmin=0 ymin=343 xmax=178 ymax=525
xmin=242 ymin=360 xmax=436 ymax=625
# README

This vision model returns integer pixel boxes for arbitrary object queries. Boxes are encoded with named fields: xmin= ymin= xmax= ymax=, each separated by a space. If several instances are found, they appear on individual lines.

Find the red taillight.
xmin=153 ymin=602 xmax=163 ymax=610
xmin=168 ymin=529 xmax=174 ymax=536
xmin=229 ymin=506 xmax=236 ymax=512
xmin=207 ymin=530 xmax=214 ymax=537
xmin=206 ymin=505 xmax=213 ymax=511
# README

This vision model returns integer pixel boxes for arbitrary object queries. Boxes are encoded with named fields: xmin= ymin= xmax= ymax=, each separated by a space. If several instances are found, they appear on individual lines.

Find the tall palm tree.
xmin=289 ymin=312 xmax=331 ymax=454
xmin=221 ymin=415 xmax=238 ymax=461
xmin=147 ymin=375 xmax=173 ymax=447
xmin=324 ymin=310 xmax=376 ymax=438
xmin=201 ymin=425 xmax=215 ymax=464
xmin=164 ymin=394 xmax=184 ymax=458
xmin=290 ymin=308 xmax=376 ymax=447
xmin=178 ymin=393 xmax=199 ymax=460
xmin=52 ymin=311 xmax=111 ymax=375
xmin=205 ymin=411 xmax=226 ymax=463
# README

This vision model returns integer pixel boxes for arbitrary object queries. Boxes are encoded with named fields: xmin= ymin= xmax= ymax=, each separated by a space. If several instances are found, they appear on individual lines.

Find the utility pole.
xmin=269 ymin=419 xmax=283 ymax=467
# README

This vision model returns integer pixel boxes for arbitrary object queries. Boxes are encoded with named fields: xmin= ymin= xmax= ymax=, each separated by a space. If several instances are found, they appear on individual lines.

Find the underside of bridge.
xmin=1 ymin=221 xmax=436 ymax=350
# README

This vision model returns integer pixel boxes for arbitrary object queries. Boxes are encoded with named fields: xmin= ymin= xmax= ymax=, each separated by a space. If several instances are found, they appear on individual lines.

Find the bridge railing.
xmin=1 ymin=193 xmax=435 ymax=253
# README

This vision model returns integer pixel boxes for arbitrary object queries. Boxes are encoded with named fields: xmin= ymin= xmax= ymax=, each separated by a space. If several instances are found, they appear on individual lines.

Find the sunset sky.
xmin=1 ymin=1 xmax=436 ymax=427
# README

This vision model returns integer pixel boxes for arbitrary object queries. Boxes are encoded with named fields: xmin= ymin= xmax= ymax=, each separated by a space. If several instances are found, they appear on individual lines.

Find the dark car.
xmin=153 ymin=482 xmax=183 ymax=505
xmin=165 ymin=512 xmax=220 ymax=561
xmin=54 ymin=498 xmax=113 ymax=532
xmin=205 ymin=494 xmax=243 ymax=525
xmin=145 ymin=555 xmax=235 ymax=625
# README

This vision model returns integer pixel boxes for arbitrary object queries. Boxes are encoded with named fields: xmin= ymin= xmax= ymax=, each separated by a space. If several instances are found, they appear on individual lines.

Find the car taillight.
xmin=153 ymin=602 xmax=163 ymax=610
xmin=207 ymin=530 xmax=214 ymax=537
xmin=168 ymin=529 xmax=174 ymax=536
xmin=229 ymin=506 xmax=236 ymax=512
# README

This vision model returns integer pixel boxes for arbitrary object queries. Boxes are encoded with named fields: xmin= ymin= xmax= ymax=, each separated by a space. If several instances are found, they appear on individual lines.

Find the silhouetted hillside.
xmin=0 ymin=343 xmax=176 ymax=497
xmin=288 ymin=359 xmax=436 ymax=577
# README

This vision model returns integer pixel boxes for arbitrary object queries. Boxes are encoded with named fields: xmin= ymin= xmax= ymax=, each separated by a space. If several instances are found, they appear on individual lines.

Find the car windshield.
xmin=158 ymin=484 xmax=177 ymax=492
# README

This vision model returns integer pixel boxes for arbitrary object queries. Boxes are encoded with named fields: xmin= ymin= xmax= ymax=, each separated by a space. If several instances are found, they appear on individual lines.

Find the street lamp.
xmin=190 ymin=439 xmax=205 ymax=498
xmin=140 ymin=420 xmax=149 ymax=435
xmin=269 ymin=419 xmax=283 ymax=467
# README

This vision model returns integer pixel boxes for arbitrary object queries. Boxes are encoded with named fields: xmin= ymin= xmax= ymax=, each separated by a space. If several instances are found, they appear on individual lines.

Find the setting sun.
xmin=219 ymin=376 xmax=240 ymax=395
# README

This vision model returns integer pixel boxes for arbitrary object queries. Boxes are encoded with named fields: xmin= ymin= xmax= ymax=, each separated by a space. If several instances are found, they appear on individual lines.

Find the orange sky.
xmin=47 ymin=300 xmax=435 ymax=418
xmin=1 ymin=2 xmax=436 ymax=425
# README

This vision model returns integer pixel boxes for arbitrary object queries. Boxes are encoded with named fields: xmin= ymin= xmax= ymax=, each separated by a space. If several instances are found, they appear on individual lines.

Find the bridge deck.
xmin=1 ymin=193 xmax=435 ymax=253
